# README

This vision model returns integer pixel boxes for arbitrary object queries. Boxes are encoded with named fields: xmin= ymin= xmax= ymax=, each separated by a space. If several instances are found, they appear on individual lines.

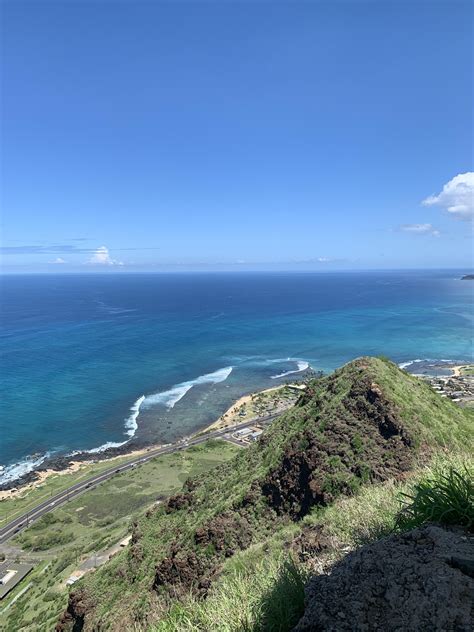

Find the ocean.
xmin=1 ymin=270 xmax=472 ymax=484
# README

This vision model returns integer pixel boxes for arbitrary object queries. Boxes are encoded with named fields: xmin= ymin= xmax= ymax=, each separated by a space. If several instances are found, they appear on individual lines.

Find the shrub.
xmin=395 ymin=466 xmax=474 ymax=532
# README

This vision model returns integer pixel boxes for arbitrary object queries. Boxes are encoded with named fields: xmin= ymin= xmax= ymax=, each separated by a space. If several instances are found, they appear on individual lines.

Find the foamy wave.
xmin=143 ymin=366 xmax=233 ymax=410
xmin=124 ymin=395 xmax=145 ymax=437
xmin=271 ymin=360 xmax=310 ymax=379
xmin=398 ymin=360 xmax=423 ymax=369
xmin=0 ymin=452 xmax=52 ymax=486
xmin=399 ymin=358 xmax=460 ymax=370
xmin=86 ymin=440 xmax=128 ymax=454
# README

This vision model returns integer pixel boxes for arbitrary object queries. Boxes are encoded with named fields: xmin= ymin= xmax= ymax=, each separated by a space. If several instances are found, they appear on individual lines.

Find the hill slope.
xmin=57 ymin=357 xmax=473 ymax=631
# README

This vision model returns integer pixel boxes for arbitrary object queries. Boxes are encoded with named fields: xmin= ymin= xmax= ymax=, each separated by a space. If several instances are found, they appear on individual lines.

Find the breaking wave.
xmin=398 ymin=358 xmax=459 ymax=370
xmin=142 ymin=366 xmax=233 ymax=410
xmin=0 ymin=369 xmax=233 ymax=485
xmin=271 ymin=360 xmax=310 ymax=379
xmin=124 ymin=395 xmax=145 ymax=437
xmin=0 ymin=452 xmax=52 ymax=486
xmin=86 ymin=440 xmax=128 ymax=454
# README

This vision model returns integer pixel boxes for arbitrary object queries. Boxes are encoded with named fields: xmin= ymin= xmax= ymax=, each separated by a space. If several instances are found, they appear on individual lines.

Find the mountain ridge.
xmin=57 ymin=357 xmax=473 ymax=631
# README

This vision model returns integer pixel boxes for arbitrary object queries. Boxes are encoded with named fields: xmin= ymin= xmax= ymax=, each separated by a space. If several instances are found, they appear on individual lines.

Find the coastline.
xmin=201 ymin=383 xmax=305 ymax=433
xmin=2 ymin=359 xmax=471 ymax=497
xmin=0 ymin=442 xmax=163 ymax=499
xmin=0 ymin=382 xmax=302 ymax=497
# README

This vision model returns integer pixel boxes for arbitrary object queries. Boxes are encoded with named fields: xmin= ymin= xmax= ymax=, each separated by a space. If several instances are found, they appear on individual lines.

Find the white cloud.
xmin=88 ymin=246 xmax=123 ymax=266
xmin=422 ymin=172 xmax=474 ymax=221
xmin=50 ymin=257 xmax=66 ymax=264
xmin=398 ymin=223 xmax=440 ymax=237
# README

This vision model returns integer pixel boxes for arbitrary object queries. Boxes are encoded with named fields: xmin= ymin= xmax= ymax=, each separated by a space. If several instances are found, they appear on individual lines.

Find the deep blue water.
xmin=1 ymin=271 xmax=472 ymax=483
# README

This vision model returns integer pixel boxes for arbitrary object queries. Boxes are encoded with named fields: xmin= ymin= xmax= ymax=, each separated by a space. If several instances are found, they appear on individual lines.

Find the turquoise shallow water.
xmin=0 ymin=270 xmax=472 ymax=483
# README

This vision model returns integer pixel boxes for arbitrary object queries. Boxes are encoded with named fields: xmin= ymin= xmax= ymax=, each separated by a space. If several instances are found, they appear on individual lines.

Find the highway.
xmin=0 ymin=414 xmax=280 ymax=545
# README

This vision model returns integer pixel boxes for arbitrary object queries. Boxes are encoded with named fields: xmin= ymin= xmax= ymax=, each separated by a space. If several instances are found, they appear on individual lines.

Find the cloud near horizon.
xmin=398 ymin=223 xmax=440 ymax=237
xmin=87 ymin=246 xmax=123 ymax=266
xmin=422 ymin=172 xmax=474 ymax=221
xmin=50 ymin=257 xmax=66 ymax=264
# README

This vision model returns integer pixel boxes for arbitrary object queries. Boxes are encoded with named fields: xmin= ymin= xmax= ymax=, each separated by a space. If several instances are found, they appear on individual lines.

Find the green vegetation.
xmin=56 ymin=358 xmax=473 ymax=631
xmin=0 ymin=440 xmax=240 ymax=632
xmin=0 ymin=452 xmax=153 ymax=527
xmin=152 ymin=453 xmax=473 ymax=632
xmin=154 ymin=555 xmax=308 ymax=632
xmin=395 ymin=464 xmax=474 ymax=532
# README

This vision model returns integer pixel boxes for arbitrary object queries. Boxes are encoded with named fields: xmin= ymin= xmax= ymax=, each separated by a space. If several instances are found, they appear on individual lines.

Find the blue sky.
xmin=1 ymin=1 xmax=472 ymax=272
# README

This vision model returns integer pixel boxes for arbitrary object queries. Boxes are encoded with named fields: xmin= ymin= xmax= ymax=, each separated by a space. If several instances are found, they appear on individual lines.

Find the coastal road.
xmin=0 ymin=414 xmax=280 ymax=545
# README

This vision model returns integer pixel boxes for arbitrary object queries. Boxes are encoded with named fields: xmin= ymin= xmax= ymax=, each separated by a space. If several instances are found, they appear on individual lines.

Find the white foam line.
xmin=271 ymin=360 xmax=310 ymax=379
xmin=0 ymin=452 xmax=52 ymax=486
xmin=399 ymin=358 xmax=463 ymax=370
xmin=142 ymin=366 xmax=233 ymax=410
xmin=124 ymin=394 xmax=145 ymax=437
xmin=86 ymin=440 xmax=128 ymax=454
xmin=0 ymin=367 xmax=235 ymax=485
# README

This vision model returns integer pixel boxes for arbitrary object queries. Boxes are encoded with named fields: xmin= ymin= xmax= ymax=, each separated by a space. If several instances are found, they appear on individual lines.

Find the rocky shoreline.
xmin=2 ymin=362 xmax=470 ymax=494
xmin=0 ymin=438 xmax=152 ymax=492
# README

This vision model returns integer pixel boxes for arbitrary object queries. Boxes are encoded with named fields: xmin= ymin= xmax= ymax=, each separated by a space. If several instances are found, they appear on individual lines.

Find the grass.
xmin=152 ymin=555 xmax=308 ymax=632
xmin=0 ymin=440 xmax=240 ymax=632
xmin=59 ymin=358 xmax=474 ymax=631
xmin=152 ymin=451 xmax=473 ymax=632
xmin=0 ymin=452 xmax=153 ymax=526
xmin=395 ymin=464 xmax=474 ymax=532
xmin=373 ymin=357 xmax=473 ymax=449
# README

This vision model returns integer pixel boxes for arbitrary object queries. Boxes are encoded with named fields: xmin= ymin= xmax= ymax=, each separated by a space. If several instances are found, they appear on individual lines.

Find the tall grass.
xmin=152 ymin=555 xmax=308 ymax=632
xmin=153 ymin=454 xmax=473 ymax=632
xmin=395 ymin=465 xmax=474 ymax=532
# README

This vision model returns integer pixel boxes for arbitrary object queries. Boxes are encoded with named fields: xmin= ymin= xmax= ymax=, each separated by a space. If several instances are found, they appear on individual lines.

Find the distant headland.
xmin=461 ymin=274 xmax=474 ymax=280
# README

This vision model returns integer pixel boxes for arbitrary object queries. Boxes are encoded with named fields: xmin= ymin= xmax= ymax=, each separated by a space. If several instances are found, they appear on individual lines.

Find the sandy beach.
xmin=451 ymin=365 xmax=471 ymax=377
xmin=202 ymin=383 xmax=304 ymax=433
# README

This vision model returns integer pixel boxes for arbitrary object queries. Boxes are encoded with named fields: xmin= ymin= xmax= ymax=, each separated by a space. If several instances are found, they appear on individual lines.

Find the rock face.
xmin=294 ymin=525 xmax=474 ymax=632
xmin=261 ymin=376 xmax=414 ymax=519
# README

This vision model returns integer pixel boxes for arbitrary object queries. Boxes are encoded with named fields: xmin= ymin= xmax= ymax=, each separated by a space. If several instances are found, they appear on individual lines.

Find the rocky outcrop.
xmin=294 ymin=525 xmax=474 ymax=632
xmin=261 ymin=376 xmax=414 ymax=519
xmin=56 ymin=587 xmax=94 ymax=632
xmin=58 ymin=358 xmax=464 ymax=631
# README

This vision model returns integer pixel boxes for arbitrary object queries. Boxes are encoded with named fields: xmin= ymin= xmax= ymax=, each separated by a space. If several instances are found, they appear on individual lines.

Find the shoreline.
xmin=0 ymin=441 xmax=163 ymax=498
xmin=200 ymin=383 xmax=305 ymax=433
xmin=0 ymin=382 xmax=303 ymax=497
xmin=1 ymin=359 xmax=470 ymax=496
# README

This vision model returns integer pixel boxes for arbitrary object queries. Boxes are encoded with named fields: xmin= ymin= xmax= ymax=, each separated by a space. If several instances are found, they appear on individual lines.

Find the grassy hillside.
xmin=0 ymin=440 xmax=240 ymax=632
xmin=57 ymin=358 xmax=473 ymax=631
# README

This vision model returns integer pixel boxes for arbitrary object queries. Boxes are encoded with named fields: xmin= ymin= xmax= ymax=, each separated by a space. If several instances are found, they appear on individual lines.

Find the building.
xmin=234 ymin=427 xmax=252 ymax=438
xmin=0 ymin=562 xmax=34 ymax=600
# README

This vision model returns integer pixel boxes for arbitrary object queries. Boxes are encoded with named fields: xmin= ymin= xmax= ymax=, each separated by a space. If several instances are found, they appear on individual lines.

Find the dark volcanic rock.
xmin=56 ymin=587 xmax=94 ymax=632
xmin=291 ymin=525 xmax=332 ymax=563
xmin=294 ymin=525 xmax=474 ymax=632
xmin=261 ymin=375 xmax=414 ymax=519
xmin=153 ymin=544 xmax=211 ymax=598
xmin=165 ymin=492 xmax=193 ymax=513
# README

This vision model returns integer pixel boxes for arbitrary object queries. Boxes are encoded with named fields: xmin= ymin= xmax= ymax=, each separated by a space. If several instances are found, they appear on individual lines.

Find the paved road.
xmin=0 ymin=414 xmax=280 ymax=545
